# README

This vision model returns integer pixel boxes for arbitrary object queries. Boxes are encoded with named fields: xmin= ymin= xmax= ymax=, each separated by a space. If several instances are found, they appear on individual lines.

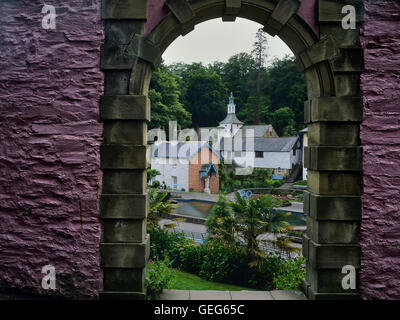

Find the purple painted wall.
xmin=360 ymin=0 xmax=400 ymax=299
xmin=0 ymin=0 xmax=399 ymax=300
xmin=0 ymin=1 xmax=104 ymax=298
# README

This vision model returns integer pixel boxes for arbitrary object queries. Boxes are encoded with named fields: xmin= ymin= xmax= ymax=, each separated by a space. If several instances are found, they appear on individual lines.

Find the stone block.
xmin=103 ymin=268 xmax=145 ymax=292
xmin=102 ymin=0 xmax=147 ymax=19
xmin=332 ymin=48 xmax=363 ymax=73
xmin=308 ymin=123 xmax=360 ymax=146
xmin=101 ymin=145 xmax=149 ymax=169
xmin=296 ymin=36 xmax=340 ymax=72
xmin=308 ymin=266 xmax=359 ymax=293
xmin=307 ymin=216 xmax=359 ymax=244
xmin=165 ymin=0 xmax=195 ymax=24
xmin=104 ymin=70 xmax=131 ymax=95
xmin=100 ymin=239 xmax=149 ymax=268
xmin=307 ymin=192 xmax=361 ymax=221
xmin=304 ymin=96 xmax=363 ymax=123
xmin=308 ymin=240 xmax=360 ymax=269
xmin=102 ymin=169 xmax=146 ymax=194
xmin=264 ymin=0 xmax=301 ymax=36
xmin=318 ymin=0 xmax=364 ymax=22
xmin=100 ymin=194 xmax=148 ymax=219
xmin=103 ymin=121 xmax=147 ymax=145
xmin=102 ymin=219 xmax=146 ymax=243
xmin=307 ymin=170 xmax=361 ymax=195
xmin=101 ymin=95 xmax=150 ymax=121
xmin=137 ymin=36 xmax=162 ymax=69
xmin=304 ymin=146 xmax=362 ymax=171
xmin=101 ymin=21 xmax=143 ymax=69
xmin=302 ymin=234 xmax=310 ymax=259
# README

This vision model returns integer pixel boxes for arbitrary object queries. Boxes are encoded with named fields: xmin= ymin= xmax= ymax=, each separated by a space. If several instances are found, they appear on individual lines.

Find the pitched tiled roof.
xmin=152 ymin=141 xmax=220 ymax=159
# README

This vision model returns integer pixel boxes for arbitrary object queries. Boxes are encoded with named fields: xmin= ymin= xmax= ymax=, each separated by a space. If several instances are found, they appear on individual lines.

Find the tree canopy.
xmin=148 ymin=30 xmax=307 ymax=136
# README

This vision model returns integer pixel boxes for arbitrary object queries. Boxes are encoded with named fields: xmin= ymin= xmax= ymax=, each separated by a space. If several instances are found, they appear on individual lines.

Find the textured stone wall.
xmin=360 ymin=0 xmax=400 ymax=299
xmin=0 ymin=0 xmax=104 ymax=298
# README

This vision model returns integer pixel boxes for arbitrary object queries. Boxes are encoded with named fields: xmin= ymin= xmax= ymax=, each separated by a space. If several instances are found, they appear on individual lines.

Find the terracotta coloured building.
xmin=151 ymin=141 xmax=220 ymax=193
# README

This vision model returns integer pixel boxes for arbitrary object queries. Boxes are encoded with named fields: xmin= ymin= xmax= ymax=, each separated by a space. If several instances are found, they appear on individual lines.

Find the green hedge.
xmin=149 ymin=228 xmax=303 ymax=291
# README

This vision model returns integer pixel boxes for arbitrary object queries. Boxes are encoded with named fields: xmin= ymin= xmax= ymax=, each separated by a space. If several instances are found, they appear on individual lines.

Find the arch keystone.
xmin=223 ymin=0 xmax=241 ymax=22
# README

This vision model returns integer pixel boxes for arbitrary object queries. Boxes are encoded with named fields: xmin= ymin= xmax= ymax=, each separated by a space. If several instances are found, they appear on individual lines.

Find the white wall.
xmin=151 ymin=157 xmax=189 ymax=191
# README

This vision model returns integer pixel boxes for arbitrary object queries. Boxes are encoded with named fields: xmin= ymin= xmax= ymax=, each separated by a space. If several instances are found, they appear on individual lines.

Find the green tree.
xmin=147 ymin=168 xmax=161 ymax=183
xmin=149 ymin=65 xmax=192 ymax=131
xmin=250 ymin=28 xmax=269 ymax=124
xmin=230 ymin=193 xmax=290 ymax=268
xmin=179 ymin=63 xmax=228 ymax=127
xmin=271 ymin=107 xmax=296 ymax=136
xmin=206 ymin=194 xmax=236 ymax=244
xmin=264 ymin=56 xmax=307 ymax=130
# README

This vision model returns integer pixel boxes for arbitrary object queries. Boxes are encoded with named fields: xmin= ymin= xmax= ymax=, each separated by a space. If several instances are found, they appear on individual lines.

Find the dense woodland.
xmin=149 ymin=29 xmax=307 ymax=136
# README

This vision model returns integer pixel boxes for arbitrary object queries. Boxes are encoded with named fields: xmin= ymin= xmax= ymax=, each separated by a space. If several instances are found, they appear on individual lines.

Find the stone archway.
xmin=99 ymin=0 xmax=363 ymax=300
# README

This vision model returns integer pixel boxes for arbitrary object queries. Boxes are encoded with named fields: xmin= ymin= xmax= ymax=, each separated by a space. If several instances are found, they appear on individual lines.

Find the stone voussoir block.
xmin=308 ymin=239 xmax=360 ymax=269
xmin=100 ymin=194 xmax=148 ymax=219
xmin=263 ymin=0 xmax=301 ymax=36
xmin=100 ymin=239 xmax=149 ymax=268
xmin=304 ymin=96 xmax=363 ymax=123
xmin=102 ymin=0 xmax=147 ymax=20
xmin=304 ymin=146 xmax=362 ymax=171
xmin=165 ymin=0 xmax=195 ymax=24
xmin=101 ymin=95 xmax=150 ymax=121
xmin=101 ymin=144 xmax=149 ymax=169
xmin=223 ymin=0 xmax=241 ymax=21
xmin=295 ymin=36 xmax=340 ymax=72
xmin=137 ymin=35 xmax=162 ymax=70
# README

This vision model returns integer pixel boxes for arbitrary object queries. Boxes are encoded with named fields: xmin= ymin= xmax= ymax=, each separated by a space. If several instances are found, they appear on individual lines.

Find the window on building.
xmin=293 ymin=149 xmax=296 ymax=156
xmin=255 ymin=151 xmax=263 ymax=158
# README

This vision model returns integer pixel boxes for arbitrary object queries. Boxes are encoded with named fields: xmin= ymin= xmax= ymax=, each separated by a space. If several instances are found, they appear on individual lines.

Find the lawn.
xmin=168 ymin=269 xmax=255 ymax=291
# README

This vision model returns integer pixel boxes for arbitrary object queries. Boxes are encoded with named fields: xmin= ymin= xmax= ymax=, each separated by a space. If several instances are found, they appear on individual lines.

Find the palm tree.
xmin=148 ymin=189 xmax=178 ymax=232
xmin=230 ymin=193 xmax=290 ymax=268
xmin=206 ymin=194 xmax=236 ymax=244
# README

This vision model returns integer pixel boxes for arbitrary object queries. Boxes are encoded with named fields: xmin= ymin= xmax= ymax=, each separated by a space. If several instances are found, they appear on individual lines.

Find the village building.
xmin=200 ymin=93 xmax=301 ymax=179
xmin=150 ymin=141 xmax=220 ymax=194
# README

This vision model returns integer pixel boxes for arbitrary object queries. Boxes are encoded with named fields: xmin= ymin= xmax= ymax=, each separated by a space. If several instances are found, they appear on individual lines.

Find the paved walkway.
xmin=159 ymin=289 xmax=307 ymax=300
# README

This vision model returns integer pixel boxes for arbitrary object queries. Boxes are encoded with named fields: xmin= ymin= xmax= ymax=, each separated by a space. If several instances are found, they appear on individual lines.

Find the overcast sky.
xmin=162 ymin=18 xmax=293 ymax=66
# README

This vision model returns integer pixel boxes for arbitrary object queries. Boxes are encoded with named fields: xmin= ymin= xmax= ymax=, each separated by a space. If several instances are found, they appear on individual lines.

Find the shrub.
xmin=149 ymin=228 xmax=194 ymax=267
xmin=273 ymin=256 xmax=306 ymax=290
xmin=146 ymin=258 xmax=175 ymax=300
xmin=179 ymin=244 xmax=207 ymax=275
xmin=151 ymin=180 xmax=161 ymax=188
xmin=246 ymin=254 xmax=285 ymax=290
xmin=199 ymin=240 xmax=248 ymax=285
